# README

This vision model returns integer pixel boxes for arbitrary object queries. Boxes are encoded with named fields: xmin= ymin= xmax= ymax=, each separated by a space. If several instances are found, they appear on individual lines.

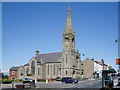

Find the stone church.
xmin=10 ymin=5 xmax=83 ymax=80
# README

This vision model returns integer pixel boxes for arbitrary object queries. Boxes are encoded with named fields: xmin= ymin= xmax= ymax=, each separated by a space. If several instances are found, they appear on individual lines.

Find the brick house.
xmin=9 ymin=66 xmax=19 ymax=79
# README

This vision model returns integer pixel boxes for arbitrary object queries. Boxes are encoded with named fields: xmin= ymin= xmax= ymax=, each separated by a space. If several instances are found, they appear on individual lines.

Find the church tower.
xmin=61 ymin=5 xmax=80 ymax=78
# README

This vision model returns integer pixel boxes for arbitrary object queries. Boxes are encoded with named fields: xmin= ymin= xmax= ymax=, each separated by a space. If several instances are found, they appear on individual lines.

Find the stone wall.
xmin=83 ymin=58 xmax=94 ymax=78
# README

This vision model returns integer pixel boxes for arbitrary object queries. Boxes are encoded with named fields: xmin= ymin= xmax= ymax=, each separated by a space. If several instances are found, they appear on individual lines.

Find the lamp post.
xmin=80 ymin=53 xmax=85 ymax=78
xmin=80 ymin=53 xmax=85 ymax=61
xmin=115 ymin=39 xmax=120 ymax=73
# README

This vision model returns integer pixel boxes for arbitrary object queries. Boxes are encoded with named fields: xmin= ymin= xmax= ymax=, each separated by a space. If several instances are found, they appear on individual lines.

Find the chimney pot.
xmin=35 ymin=50 xmax=39 ymax=56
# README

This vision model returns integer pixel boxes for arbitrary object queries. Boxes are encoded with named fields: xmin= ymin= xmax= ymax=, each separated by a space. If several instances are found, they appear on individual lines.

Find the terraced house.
xmin=9 ymin=5 xmax=83 ymax=80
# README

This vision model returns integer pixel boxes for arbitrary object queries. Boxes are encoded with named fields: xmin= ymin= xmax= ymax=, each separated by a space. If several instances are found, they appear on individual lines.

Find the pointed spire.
xmin=65 ymin=4 xmax=73 ymax=33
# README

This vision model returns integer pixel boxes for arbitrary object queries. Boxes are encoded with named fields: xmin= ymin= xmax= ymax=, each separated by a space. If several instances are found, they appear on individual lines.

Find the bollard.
xmin=35 ymin=79 xmax=37 ymax=83
xmin=46 ymin=79 xmax=48 ymax=83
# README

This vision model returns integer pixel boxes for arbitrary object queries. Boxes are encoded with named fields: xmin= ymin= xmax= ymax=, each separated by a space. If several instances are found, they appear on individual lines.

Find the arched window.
xmin=72 ymin=38 xmax=74 ymax=42
xmin=76 ymin=56 xmax=79 ymax=59
xmin=65 ymin=37 xmax=69 ymax=42
xmin=48 ymin=65 xmax=49 ymax=75
xmin=66 ymin=71 xmax=67 ymax=75
xmin=66 ymin=55 xmax=67 ymax=63
xmin=54 ymin=64 xmax=55 ymax=75
xmin=38 ymin=67 xmax=40 ymax=75
xmin=31 ymin=61 xmax=35 ymax=75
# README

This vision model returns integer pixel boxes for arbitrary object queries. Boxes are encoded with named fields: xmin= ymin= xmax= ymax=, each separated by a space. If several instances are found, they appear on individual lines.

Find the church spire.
xmin=65 ymin=4 xmax=73 ymax=33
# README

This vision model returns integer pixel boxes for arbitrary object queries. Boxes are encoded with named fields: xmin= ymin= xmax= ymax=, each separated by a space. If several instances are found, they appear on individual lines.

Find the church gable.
xmin=34 ymin=52 xmax=63 ymax=63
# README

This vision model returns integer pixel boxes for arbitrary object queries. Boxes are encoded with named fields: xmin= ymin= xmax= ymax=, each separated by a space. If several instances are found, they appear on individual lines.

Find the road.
xmin=35 ymin=78 xmax=102 ymax=88
xmin=1 ymin=78 xmax=102 ymax=89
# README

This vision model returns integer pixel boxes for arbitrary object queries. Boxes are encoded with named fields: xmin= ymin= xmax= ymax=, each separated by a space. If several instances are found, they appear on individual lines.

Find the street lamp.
xmin=81 ymin=54 xmax=85 ymax=56
xmin=115 ymin=39 xmax=120 ymax=73
xmin=80 ymin=53 xmax=85 ymax=61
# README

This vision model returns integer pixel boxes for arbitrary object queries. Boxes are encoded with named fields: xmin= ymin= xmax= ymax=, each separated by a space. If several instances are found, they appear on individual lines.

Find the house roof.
xmin=10 ymin=66 xmax=19 ymax=71
xmin=35 ymin=52 xmax=62 ymax=63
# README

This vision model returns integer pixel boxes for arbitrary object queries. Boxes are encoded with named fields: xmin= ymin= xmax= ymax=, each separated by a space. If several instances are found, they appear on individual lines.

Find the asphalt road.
xmin=1 ymin=78 xmax=102 ymax=89
xmin=35 ymin=78 xmax=102 ymax=88
xmin=79 ymin=79 xmax=102 ymax=88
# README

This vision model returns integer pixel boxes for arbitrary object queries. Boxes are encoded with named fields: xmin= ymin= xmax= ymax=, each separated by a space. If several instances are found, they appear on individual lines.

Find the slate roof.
xmin=10 ymin=66 xmax=19 ymax=71
xmin=24 ymin=63 xmax=29 ymax=66
xmin=35 ymin=52 xmax=62 ymax=63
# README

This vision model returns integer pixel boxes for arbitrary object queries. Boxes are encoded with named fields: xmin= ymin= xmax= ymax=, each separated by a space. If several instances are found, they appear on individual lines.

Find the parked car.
xmin=23 ymin=78 xmax=33 ymax=82
xmin=61 ymin=77 xmax=78 ymax=83
xmin=23 ymin=78 xmax=36 ymax=88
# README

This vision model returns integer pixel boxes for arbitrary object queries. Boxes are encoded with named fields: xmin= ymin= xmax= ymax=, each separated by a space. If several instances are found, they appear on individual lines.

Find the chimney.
xmin=91 ymin=58 xmax=94 ymax=61
xmin=101 ymin=59 xmax=104 ymax=65
xmin=35 ymin=50 xmax=39 ymax=56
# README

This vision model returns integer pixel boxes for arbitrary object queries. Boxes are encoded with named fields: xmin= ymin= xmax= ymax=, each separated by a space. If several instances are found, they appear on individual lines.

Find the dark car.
xmin=61 ymin=77 xmax=78 ymax=83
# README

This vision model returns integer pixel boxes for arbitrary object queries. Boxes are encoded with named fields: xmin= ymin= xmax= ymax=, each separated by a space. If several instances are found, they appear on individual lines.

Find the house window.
xmin=26 ymin=67 xmax=28 ymax=74
xmin=31 ymin=61 xmax=35 ymax=75
xmin=20 ymin=70 xmax=23 ymax=75
xmin=12 ymin=71 xmax=15 ymax=75
xmin=12 ymin=78 xmax=15 ymax=79
xmin=48 ymin=65 xmax=49 ymax=75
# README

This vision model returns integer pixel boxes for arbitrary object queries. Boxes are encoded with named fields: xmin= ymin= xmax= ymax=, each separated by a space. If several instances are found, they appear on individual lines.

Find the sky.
xmin=2 ymin=2 xmax=118 ymax=74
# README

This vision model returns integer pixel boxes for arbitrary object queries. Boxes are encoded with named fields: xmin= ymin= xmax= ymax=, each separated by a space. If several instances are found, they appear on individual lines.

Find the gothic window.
xmin=48 ymin=65 xmax=49 ymax=75
xmin=66 ymin=71 xmax=67 ymax=75
xmin=76 ymin=56 xmax=79 ymax=59
xmin=38 ymin=67 xmax=40 ymax=75
xmin=57 ymin=64 xmax=59 ymax=76
xmin=31 ymin=61 xmax=35 ymax=75
xmin=59 ymin=64 xmax=61 ymax=75
xmin=72 ymin=38 xmax=74 ymax=42
xmin=51 ymin=65 xmax=52 ymax=75
xmin=64 ymin=35 xmax=69 ymax=42
xmin=66 ymin=55 xmax=67 ymax=63
xmin=73 ymin=71 xmax=75 ymax=74
xmin=54 ymin=64 xmax=55 ymax=75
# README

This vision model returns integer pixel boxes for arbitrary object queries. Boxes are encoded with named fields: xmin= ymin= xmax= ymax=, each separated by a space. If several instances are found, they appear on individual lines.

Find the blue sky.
xmin=2 ymin=2 xmax=118 ymax=74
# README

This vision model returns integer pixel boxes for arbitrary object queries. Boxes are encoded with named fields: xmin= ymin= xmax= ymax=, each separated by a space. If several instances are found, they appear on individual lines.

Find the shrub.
xmin=56 ymin=77 xmax=61 ymax=81
xmin=37 ymin=79 xmax=46 ymax=82
xmin=6 ymin=79 xmax=12 ymax=82
xmin=12 ymin=79 xmax=21 ymax=82
xmin=15 ymin=84 xmax=25 ymax=88
xmin=2 ymin=79 xmax=12 ymax=84
xmin=20 ymin=74 xmax=23 ymax=76
xmin=27 ymin=74 xmax=31 ymax=76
